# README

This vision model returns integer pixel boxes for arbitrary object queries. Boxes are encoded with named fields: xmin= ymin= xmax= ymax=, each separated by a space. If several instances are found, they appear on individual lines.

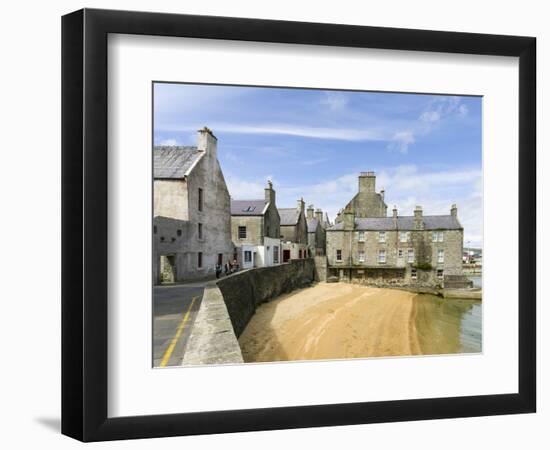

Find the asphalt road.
xmin=153 ymin=283 xmax=205 ymax=367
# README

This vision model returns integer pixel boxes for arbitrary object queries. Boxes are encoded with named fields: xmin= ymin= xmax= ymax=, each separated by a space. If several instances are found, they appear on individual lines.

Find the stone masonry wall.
xmin=231 ymin=215 xmax=264 ymax=246
xmin=182 ymin=284 xmax=244 ymax=366
xmin=216 ymin=259 xmax=315 ymax=337
xmin=326 ymin=227 xmax=464 ymax=287
xmin=313 ymin=256 xmax=328 ymax=281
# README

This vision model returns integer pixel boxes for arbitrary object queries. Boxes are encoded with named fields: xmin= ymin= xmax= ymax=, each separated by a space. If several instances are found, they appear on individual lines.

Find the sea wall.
xmin=182 ymin=284 xmax=244 ymax=365
xmin=217 ymin=258 xmax=315 ymax=337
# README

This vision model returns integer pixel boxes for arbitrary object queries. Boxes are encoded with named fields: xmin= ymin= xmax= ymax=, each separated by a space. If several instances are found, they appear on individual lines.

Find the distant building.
xmin=335 ymin=171 xmax=388 ymax=220
xmin=230 ymin=181 xmax=282 ymax=269
xmin=306 ymin=205 xmax=329 ymax=256
xmin=326 ymin=171 xmax=471 ymax=288
xmin=153 ymin=127 xmax=234 ymax=284
xmin=278 ymin=199 xmax=309 ymax=262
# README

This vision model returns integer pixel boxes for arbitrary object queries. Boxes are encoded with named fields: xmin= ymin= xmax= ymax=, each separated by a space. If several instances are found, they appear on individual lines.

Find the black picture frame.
xmin=61 ymin=8 xmax=536 ymax=442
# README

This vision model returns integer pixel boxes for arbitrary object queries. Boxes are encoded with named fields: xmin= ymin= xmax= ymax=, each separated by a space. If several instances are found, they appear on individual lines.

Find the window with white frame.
xmin=432 ymin=231 xmax=444 ymax=242
xmin=358 ymin=231 xmax=365 ymax=242
xmin=378 ymin=232 xmax=386 ymax=243
xmin=437 ymin=249 xmax=444 ymax=263
xmin=378 ymin=249 xmax=386 ymax=264
xmin=336 ymin=249 xmax=342 ymax=262
xmin=398 ymin=249 xmax=403 ymax=259
xmin=358 ymin=251 xmax=365 ymax=262
xmin=437 ymin=269 xmax=444 ymax=279
xmin=273 ymin=246 xmax=279 ymax=264
xmin=399 ymin=231 xmax=409 ymax=242
xmin=244 ymin=251 xmax=252 ymax=262
xmin=411 ymin=268 xmax=417 ymax=280
xmin=407 ymin=249 xmax=414 ymax=263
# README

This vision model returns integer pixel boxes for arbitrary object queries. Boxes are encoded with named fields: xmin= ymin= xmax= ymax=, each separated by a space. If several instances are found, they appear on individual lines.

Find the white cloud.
xmin=320 ymin=92 xmax=348 ymax=111
xmin=225 ymin=176 xmax=271 ymax=200
xmin=419 ymin=96 xmax=469 ymax=123
xmin=213 ymin=123 xmax=385 ymax=142
xmin=387 ymin=131 xmax=415 ymax=154
xmin=157 ymin=122 xmax=387 ymax=142
xmin=158 ymin=138 xmax=178 ymax=146
xmin=419 ymin=111 xmax=441 ymax=123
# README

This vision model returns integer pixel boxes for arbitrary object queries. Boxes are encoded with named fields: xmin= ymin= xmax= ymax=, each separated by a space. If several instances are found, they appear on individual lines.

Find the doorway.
xmin=283 ymin=249 xmax=291 ymax=263
xmin=160 ymin=255 xmax=176 ymax=284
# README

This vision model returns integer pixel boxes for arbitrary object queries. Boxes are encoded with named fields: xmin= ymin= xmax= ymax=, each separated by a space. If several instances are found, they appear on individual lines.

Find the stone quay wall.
xmin=217 ymin=258 xmax=315 ymax=337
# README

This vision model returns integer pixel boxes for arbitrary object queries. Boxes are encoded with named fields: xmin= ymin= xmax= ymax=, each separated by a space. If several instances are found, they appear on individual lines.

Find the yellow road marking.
xmin=159 ymin=296 xmax=198 ymax=367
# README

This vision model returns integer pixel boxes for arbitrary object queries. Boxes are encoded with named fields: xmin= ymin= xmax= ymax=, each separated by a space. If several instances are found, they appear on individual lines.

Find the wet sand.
xmin=239 ymin=282 xmax=422 ymax=362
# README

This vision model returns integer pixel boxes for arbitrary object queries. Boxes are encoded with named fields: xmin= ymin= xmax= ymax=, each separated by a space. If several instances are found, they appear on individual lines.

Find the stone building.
xmin=230 ymin=181 xmax=282 ymax=269
xmin=153 ymin=127 xmax=234 ymax=284
xmin=335 ymin=171 xmax=387 ymax=221
xmin=306 ymin=205 xmax=329 ymax=256
xmin=278 ymin=199 xmax=309 ymax=262
xmin=326 ymin=172 xmax=470 ymax=288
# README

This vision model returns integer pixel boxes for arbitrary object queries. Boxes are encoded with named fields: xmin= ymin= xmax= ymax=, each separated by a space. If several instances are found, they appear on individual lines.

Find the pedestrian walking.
xmin=215 ymin=263 xmax=222 ymax=279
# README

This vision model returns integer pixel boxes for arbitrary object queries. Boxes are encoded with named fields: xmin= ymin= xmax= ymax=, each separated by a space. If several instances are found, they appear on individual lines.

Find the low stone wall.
xmin=182 ymin=284 xmax=244 ymax=366
xmin=217 ymin=259 xmax=315 ymax=337
xmin=313 ymin=256 xmax=328 ymax=282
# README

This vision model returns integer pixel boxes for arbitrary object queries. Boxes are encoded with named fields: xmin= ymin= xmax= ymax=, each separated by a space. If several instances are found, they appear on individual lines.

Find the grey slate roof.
xmin=307 ymin=218 xmax=319 ymax=233
xmin=154 ymin=146 xmax=203 ymax=179
xmin=279 ymin=208 xmax=300 ymax=226
xmin=328 ymin=215 xmax=462 ymax=231
xmin=231 ymin=199 xmax=267 ymax=216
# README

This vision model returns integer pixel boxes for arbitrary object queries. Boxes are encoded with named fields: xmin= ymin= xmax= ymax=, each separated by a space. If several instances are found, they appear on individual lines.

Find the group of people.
xmin=215 ymin=259 xmax=240 ymax=279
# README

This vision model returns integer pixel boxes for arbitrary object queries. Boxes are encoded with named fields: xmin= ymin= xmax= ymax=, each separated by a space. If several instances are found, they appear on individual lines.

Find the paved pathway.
xmin=153 ymin=283 xmax=206 ymax=367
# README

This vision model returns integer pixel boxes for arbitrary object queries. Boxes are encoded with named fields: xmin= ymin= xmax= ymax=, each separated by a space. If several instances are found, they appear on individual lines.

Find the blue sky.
xmin=154 ymin=83 xmax=482 ymax=247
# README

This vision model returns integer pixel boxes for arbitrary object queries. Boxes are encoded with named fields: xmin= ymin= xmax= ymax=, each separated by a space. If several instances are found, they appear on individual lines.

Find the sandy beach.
xmin=239 ymin=282 xmax=423 ymax=362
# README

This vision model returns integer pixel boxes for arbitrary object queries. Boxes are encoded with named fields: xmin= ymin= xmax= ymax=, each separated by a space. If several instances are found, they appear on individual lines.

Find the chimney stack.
xmin=392 ymin=206 xmax=398 ymax=227
xmin=297 ymin=198 xmax=305 ymax=215
xmin=315 ymin=209 xmax=323 ymax=222
xmin=197 ymin=126 xmax=217 ymax=159
xmin=380 ymin=188 xmax=385 ymax=201
xmin=264 ymin=179 xmax=275 ymax=206
xmin=414 ymin=205 xmax=424 ymax=230
xmin=307 ymin=204 xmax=314 ymax=219
xmin=358 ymin=171 xmax=376 ymax=193
xmin=343 ymin=210 xmax=355 ymax=230
xmin=451 ymin=204 xmax=457 ymax=217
